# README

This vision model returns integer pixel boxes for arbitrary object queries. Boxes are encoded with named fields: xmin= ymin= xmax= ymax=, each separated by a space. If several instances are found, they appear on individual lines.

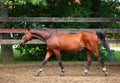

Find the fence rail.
xmin=0 ymin=29 xmax=120 ymax=45
xmin=0 ymin=29 xmax=27 ymax=33
xmin=1 ymin=39 xmax=120 ymax=45
xmin=0 ymin=17 xmax=120 ymax=47
xmin=0 ymin=17 xmax=120 ymax=22
xmin=0 ymin=29 xmax=120 ymax=33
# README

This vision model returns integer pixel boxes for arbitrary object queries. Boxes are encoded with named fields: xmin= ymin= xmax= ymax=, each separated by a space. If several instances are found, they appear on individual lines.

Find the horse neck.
xmin=30 ymin=29 xmax=52 ymax=42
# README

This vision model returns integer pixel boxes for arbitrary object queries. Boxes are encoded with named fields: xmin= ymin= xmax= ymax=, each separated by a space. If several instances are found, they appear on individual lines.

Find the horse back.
xmin=80 ymin=30 xmax=98 ymax=41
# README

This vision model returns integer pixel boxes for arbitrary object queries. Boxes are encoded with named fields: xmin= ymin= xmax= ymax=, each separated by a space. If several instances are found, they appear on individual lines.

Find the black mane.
xmin=32 ymin=27 xmax=49 ymax=30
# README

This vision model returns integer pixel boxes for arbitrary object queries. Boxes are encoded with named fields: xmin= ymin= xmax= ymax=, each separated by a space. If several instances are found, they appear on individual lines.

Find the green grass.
xmin=101 ymin=50 xmax=120 ymax=62
xmin=13 ymin=49 xmax=21 ymax=61
xmin=113 ymin=51 xmax=120 ymax=62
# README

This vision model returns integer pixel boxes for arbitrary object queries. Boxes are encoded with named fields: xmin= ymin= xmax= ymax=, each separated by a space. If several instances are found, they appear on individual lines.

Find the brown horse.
xmin=20 ymin=28 xmax=114 ymax=76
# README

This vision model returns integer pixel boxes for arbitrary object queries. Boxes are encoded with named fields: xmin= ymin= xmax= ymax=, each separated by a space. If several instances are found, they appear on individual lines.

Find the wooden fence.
xmin=0 ymin=17 xmax=120 ymax=46
xmin=0 ymin=29 xmax=120 ymax=47
xmin=0 ymin=17 xmax=120 ymax=22
xmin=0 ymin=17 xmax=120 ymax=63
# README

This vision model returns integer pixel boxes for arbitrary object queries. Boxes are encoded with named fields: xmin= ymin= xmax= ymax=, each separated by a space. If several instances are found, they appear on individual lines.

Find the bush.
xmin=16 ymin=44 xmax=46 ymax=61
xmin=16 ymin=44 xmax=114 ymax=62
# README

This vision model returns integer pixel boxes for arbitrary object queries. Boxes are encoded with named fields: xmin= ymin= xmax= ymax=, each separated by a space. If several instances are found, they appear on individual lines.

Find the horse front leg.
xmin=35 ymin=51 xmax=52 ymax=76
xmin=58 ymin=58 xmax=64 ymax=76
xmin=54 ymin=50 xmax=64 ymax=76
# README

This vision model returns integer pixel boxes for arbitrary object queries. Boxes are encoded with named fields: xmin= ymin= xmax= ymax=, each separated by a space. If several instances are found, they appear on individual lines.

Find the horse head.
xmin=19 ymin=28 xmax=53 ymax=45
xmin=19 ymin=30 xmax=34 ymax=45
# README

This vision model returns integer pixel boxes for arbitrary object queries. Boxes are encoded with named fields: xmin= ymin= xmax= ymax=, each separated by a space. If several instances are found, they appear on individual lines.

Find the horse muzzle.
xmin=19 ymin=40 xmax=25 ymax=45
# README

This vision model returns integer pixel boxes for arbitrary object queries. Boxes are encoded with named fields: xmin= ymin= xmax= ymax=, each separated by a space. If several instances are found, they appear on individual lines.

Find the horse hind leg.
xmin=83 ymin=50 xmax=92 ymax=75
xmin=93 ymin=51 xmax=109 ymax=76
xmin=99 ymin=56 xmax=109 ymax=76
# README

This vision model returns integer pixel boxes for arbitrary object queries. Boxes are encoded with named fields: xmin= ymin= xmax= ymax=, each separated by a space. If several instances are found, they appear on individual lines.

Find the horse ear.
xmin=24 ymin=28 xmax=30 ymax=34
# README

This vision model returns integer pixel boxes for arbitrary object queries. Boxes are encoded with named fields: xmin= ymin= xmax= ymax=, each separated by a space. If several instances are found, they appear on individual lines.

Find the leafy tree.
xmin=0 ymin=0 xmax=119 ymax=61
xmin=99 ymin=0 xmax=120 ymax=28
xmin=3 ymin=0 xmax=47 ymax=6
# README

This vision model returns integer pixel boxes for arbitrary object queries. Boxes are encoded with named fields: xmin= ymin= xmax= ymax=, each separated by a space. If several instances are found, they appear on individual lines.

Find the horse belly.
xmin=60 ymin=42 xmax=83 ymax=53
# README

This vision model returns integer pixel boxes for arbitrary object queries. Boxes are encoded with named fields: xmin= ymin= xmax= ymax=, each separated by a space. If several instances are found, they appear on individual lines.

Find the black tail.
xmin=96 ymin=31 xmax=115 ymax=63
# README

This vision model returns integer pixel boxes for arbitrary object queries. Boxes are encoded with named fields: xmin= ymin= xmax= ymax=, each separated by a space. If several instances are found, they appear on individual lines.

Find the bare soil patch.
xmin=0 ymin=63 xmax=120 ymax=83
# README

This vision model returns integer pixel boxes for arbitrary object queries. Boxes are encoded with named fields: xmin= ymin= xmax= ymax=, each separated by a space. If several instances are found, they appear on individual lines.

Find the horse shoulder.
xmin=46 ymin=36 xmax=60 ymax=49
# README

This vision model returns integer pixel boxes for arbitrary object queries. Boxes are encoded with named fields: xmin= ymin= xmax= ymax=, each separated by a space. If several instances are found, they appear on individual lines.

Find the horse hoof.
xmin=105 ymin=72 xmax=109 ymax=77
xmin=61 ymin=74 xmax=64 ymax=76
xmin=60 ymin=72 xmax=64 ymax=76
xmin=34 ymin=73 xmax=39 ymax=77
xmin=82 ymin=72 xmax=87 ymax=76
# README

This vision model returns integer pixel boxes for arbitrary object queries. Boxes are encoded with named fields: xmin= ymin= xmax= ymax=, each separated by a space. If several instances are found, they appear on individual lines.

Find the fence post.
xmin=0 ymin=2 xmax=14 ymax=63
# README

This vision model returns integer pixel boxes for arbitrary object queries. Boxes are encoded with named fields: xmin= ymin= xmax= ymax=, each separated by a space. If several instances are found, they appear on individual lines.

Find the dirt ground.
xmin=0 ymin=63 xmax=120 ymax=83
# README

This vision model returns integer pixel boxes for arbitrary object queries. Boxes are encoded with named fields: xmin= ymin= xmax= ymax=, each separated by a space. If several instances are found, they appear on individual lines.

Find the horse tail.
xmin=96 ymin=31 xmax=115 ymax=63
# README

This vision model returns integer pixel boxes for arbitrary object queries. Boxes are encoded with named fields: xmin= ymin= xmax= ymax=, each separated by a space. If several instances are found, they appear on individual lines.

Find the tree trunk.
xmin=0 ymin=2 xmax=14 ymax=63
xmin=1 ymin=34 xmax=14 ymax=63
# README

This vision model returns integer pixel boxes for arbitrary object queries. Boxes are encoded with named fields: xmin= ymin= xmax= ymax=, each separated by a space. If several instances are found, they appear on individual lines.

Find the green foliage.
xmin=100 ymin=0 xmax=119 ymax=17
xmin=111 ymin=50 xmax=120 ymax=62
xmin=16 ymin=44 xmax=46 ymax=61
xmin=4 ymin=0 xmax=119 ymax=29
xmin=99 ymin=0 xmax=120 ymax=28
xmin=1 ymin=0 xmax=120 ymax=61
xmin=3 ymin=0 xmax=47 ymax=6
xmin=16 ymin=44 xmax=113 ymax=62
xmin=2 ymin=0 xmax=119 ymax=29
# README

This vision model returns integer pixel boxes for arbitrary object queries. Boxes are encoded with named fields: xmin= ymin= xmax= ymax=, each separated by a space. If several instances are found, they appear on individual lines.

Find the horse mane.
xmin=30 ymin=27 xmax=68 ymax=36
xmin=31 ymin=27 xmax=50 ymax=30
